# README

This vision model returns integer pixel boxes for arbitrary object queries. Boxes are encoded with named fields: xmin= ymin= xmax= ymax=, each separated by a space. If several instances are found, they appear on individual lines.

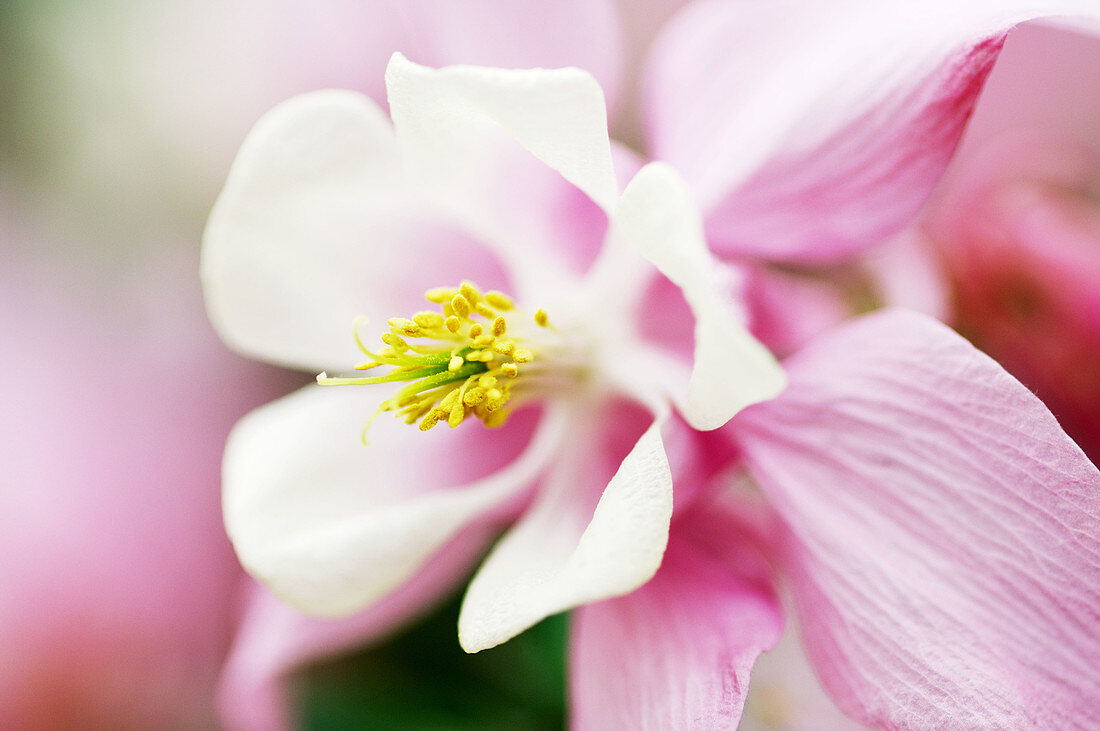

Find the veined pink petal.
xmin=203 ymin=90 xmax=513 ymax=372
xmin=645 ymin=0 xmax=1100 ymax=264
xmin=730 ymin=309 xmax=1100 ymax=728
xmin=223 ymin=385 xmax=565 ymax=617
xmin=218 ymin=528 xmax=490 ymax=731
xmin=570 ymin=500 xmax=783 ymax=730
xmin=457 ymin=400 xmax=673 ymax=653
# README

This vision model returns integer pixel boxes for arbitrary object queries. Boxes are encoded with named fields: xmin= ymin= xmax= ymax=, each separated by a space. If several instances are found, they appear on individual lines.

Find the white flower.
xmin=202 ymin=53 xmax=784 ymax=652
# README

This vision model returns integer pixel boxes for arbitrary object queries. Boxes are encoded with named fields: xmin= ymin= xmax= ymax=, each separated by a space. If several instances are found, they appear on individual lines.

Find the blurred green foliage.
xmin=297 ymin=593 xmax=569 ymax=730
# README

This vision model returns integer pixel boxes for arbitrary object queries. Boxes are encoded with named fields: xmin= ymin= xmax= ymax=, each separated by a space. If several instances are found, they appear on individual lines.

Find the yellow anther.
xmin=388 ymin=318 xmax=421 ymax=336
xmin=325 ymin=281 xmax=554 ymax=438
xmin=439 ymin=389 xmax=461 ymax=411
xmin=485 ymin=388 xmax=506 ymax=411
xmin=466 ymin=349 xmax=495 ymax=363
xmin=459 ymin=281 xmax=482 ymax=304
xmin=448 ymin=402 xmax=466 ymax=428
xmin=381 ymin=333 xmax=408 ymax=350
xmin=484 ymin=409 xmax=510 ymax=428
xmin=485 ymin=291 xmax=514 ymax=310
xmin=451 ymin=294 xmax=471 ymax=318
xmin=470 ymin=334 xmax=494 ymax=349
xmin=425 ymin=287 xmax=456 ymax=304
xmin=413 ymin=311 xmax=445 ymax=329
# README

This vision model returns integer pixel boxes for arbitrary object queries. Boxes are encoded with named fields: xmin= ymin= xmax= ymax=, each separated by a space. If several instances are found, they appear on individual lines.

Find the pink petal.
xmin=730 ymin=308 xmax=1100 ymax=728
xmin=0 ymin=244 xmax=284 ymax=727
xmin=217 ymin=528 xmax=491 ymax=731
xmin=945 ymin=21 xmax=1100 ymax=169
xmin=644 ymin=0 xmax=1100 ymax=264
xmin=927 ymin=133 xmax=1100 ymax=461
xmin=570 ymin=499 xmax=783 ymax=729
xmin=743 ymin=266 xmax=852 ymax=360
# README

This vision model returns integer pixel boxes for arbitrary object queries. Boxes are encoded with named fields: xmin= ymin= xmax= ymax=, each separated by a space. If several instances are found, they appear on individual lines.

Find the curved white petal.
xmin=387 ymin=52 xmax=618 ymax=212
xmin=614 ymin=162 xmax=786 ymax=429
xmin=223 ymin=385 xmax=566 ymax=617
xmin=384 ymin=53 xmax=618 ymax=301
xmin=202 ymin=89 xmax=511 ymax=371
xmin=457 ymin=402 xmax=673 ymax=653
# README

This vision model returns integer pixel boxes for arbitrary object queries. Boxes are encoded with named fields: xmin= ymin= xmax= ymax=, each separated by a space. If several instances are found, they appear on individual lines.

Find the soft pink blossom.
xmin=0 ymin=236 xmax=290 ymax=728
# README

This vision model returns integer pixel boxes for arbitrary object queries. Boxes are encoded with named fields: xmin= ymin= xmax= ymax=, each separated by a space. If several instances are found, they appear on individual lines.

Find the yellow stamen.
xmin=451 ymin=294 xmax=471 ymax=318
xmin=459 ymin=281 xmax=482 ymax=304
xmin=318 ymin=281 xmax=556 ymax=440
xmin=425 ymin=287 xmax=456 ymax=304
xmin=485 ymin=291 xmax=514 ymax=310
xmin=413 ymin=311 xmax=445 ymax=329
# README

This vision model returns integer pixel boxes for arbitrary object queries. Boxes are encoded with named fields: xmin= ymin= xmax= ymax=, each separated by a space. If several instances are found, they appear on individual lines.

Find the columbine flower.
xmin=202 ymin=53 xmax=784 ymax=655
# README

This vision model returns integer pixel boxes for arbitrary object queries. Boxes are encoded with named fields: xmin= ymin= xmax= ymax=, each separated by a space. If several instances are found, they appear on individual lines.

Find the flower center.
xmin=317 ymin=281 xmax=559 ymax=439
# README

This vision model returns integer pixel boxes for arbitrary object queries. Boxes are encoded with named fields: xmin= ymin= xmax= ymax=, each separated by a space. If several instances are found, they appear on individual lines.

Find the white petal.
xmin=614 ymin=162 xmax=786 ymax=429
xmin=223 ymin=385 xmax=566 ymax=616
xmin=384 ymin=53 xmax=618 ymax=301
xmin=202 ymin=89 xmax=512 ymax=371
xmin=386 ymin=52 xmax=618 ymax=212
xmin=458 ymin=402 xmax=673 ymax=652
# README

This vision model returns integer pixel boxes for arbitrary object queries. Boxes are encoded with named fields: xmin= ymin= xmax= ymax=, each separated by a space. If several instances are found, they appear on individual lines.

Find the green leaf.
xmin=297 ymin=592 xmax=568 ymax=730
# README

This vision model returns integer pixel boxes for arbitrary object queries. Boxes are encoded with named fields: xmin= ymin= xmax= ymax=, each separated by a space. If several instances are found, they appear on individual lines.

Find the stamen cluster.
xmin=318 ymin=281 xmax=551 ymax=438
